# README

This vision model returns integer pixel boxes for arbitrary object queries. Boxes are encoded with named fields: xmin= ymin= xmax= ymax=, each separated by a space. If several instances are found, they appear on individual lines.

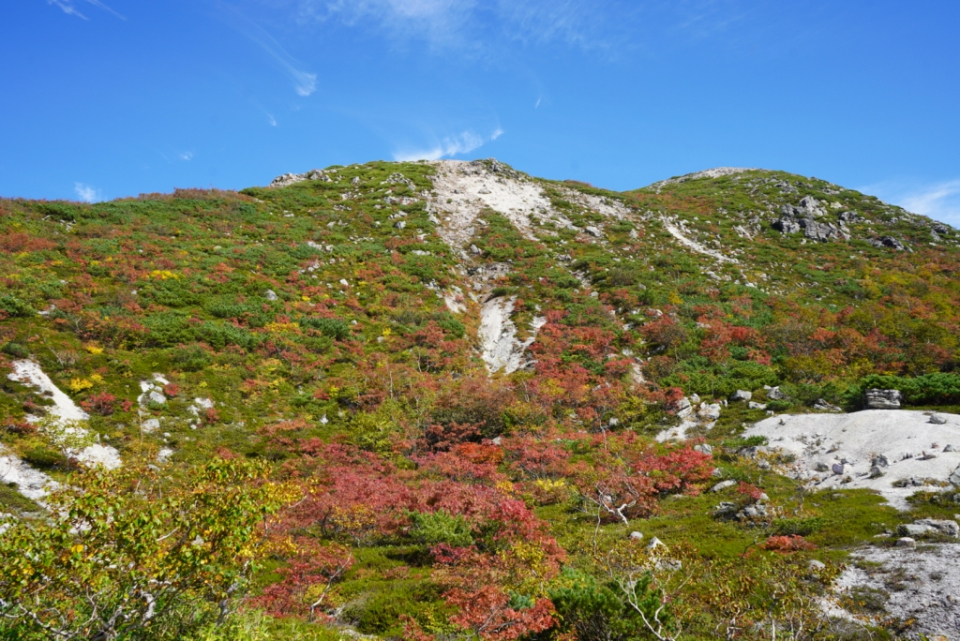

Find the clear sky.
xmin=2 ymin=1 xmax=959 ymax=224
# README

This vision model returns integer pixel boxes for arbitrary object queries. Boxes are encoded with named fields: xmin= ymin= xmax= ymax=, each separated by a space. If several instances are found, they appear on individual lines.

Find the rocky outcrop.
xmin=864 ymin=389 xmax=902 ymax=409
xmin=269 ymin=168 xmax=333 ymax=187
xmin=772 ymin=197 xmax=845 ymax=241
xmin=870 ymin=236 xmax=905 ymax=250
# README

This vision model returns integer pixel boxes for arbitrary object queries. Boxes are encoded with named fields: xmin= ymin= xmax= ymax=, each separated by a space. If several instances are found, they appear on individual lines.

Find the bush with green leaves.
xmin=0 ymin=458 xmax=293 ymax=641
xmin=409 ymin=509 xmax=474 ymax=547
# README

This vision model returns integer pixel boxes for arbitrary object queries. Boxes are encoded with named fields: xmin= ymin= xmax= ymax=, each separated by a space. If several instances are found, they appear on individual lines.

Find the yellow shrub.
xmin=69 ymin=378 xmax=94 ymax=393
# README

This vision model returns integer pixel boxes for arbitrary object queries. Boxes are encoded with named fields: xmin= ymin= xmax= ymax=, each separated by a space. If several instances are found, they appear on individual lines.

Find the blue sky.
xmin=3 ymin=1 xmax=959 ymax=224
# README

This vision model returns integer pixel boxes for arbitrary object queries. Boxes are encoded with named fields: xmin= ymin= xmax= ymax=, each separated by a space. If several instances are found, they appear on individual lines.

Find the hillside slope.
xmin=2 ymin=160 xmax=960 ymax=639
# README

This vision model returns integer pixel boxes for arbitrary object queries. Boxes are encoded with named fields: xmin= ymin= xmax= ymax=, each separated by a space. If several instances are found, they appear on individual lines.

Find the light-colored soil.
xmin=744 ymin=409 xmax=960 ymax=510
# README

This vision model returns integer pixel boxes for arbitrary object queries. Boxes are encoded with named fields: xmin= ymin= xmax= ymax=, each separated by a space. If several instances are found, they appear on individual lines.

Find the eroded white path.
xmin=661 ymin=217 xmax=738 ymax=264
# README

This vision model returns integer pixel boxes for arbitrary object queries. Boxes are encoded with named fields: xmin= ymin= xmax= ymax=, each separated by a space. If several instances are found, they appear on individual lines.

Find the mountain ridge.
xmin=2 ymin=158 xmax=960 ymax=639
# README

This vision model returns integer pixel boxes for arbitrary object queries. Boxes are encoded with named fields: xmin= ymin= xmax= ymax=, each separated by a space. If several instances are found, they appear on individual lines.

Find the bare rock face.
xmin=864 ymin=389 xmax=902 ymax=410
xmin=870 ymin=236 xmax=905 ymax=250
xmin=772 ymin=197 xmax=844 ymax=241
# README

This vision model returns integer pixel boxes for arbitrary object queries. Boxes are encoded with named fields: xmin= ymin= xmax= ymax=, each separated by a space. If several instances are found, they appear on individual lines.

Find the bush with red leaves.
xmin=80 ymin=392 xmax=117 ymax=416
xmin=762 ymin=535 xmax=816 ymax=553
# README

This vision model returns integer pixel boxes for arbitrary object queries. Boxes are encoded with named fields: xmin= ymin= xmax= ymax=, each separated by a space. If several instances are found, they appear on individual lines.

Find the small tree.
xmin=0 ymin=458 xmax=294 ymax=640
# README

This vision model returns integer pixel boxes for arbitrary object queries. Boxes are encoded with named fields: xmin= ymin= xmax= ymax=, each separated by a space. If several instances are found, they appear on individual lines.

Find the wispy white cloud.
xmin=74 ymin=182 xmax=101 ymax=203
xmin=393 ymin=126 xmax=503 ymax=161
xmin=296 ymin=0 xmax=609 ymax=51
xmin=229 ymin=11 xmax=318 ymax=96
xmin=47 ymin=0 xmax=125 ymax=20
xmin=179 ymin=151 xmax=194 ymax=161
xmin=864 ymin=179 xmax=960 ymax=227
xmin=300 ymin=0 xmax=477 ymax=49
xmin=267 ymin=113 xmax=278 ymax=127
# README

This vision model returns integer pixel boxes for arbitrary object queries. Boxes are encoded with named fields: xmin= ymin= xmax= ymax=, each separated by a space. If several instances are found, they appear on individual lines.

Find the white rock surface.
xmin=830 ymin=544 xmax=960 ymax=637
xmin=743 ymin=410 xmax=960 ymax=510
xmin=10 ymin=360 xmax=89 ymax=423
xmin=427 ymin=160 xmax=573 ymax=251
xmin=8 ymin=360 xmax=121 ymax=471
xmin=661 ymin=217 xmax=738 ymax=264
xmin=0 ymin=449 xmax=56 ymax=501
xmin=478 ymin=296 xmax=545 ymax=375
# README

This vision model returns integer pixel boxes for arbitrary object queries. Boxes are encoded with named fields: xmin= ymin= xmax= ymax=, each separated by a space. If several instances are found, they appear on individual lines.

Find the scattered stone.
xmin=870 ymin=236 xmax=905 ymax=250
xmin=838 ymin=211 xmax=860 ymax=224
xmin=748 ymin=401 xmax=768 ymax=410
xmin=711 ymin=480 xmax=737 ymax=492
xmin=895 ymin=537 xmax=917 ymax=549
xmin=930 ymin=415 xmax=948 ymax=425
xmin=864 ymin=389 xmax=902 ymax=410
xmin=739 ymin=504 xmax=768 ymax=519
xmin=809 ymin=559 xmax=826 ymax=570
xmin=814 ymin=461 xmax=830 ymax=472
xmin=813 ymin=399 xmax=842 ymax=412
xmin=698 ymin=403 xmax=721 ymax=420
xmin=646 ymin=536 xmax=667 ymax=551
xmin=730 ymin=390 xmax=752 ymax=402
xmin=584 ymin=226 xmax=603 ymax=238
xmin=766 ymin=386 xmax=786 ymax=401
xmin=898 ymin=519 xmax=960 ymax=538
xmin=944 ymin=445 xmax=957 ymax=452
xmin=142 ymin=418 xmax=160 ymax=434
xmin=629 ymin=531 xmax=644 ymax=541
xmin=872 ymin=454 xmax=890 ymax=468
xmin=832 ymin=462 xmax=845 ymax=475
xmin=950 ymin=465 xmax=960 ymax=487
xmin=675 ymin=397 xmax=693 ymax=418
xmin=693 ymin=443 xmax=713 ymax=455
xmin=394 ymin=220 xmax=406 ymax=230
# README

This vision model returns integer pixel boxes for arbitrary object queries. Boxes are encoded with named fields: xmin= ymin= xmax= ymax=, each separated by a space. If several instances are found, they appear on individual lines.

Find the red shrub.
xmin=762 ymin=535 xmax=816 ymax=553
xmin=80 ymin=392 xmax=117 ymax=416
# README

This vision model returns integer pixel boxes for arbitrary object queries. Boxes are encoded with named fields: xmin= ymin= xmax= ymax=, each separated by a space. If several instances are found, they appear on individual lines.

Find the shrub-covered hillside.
xmin=2 ymin=160 xmax=959 ymax=640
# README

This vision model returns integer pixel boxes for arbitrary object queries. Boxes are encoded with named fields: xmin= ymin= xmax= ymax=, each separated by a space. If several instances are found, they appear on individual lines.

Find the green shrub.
xmin=846 ymin=373 xmax=960 ymax=407
xmin=144 ymin=313 xmax=194 ymax=347
xmin=301 ymin=317 xmax=350 ymax=340
xmin=1 ymin=342 xmax=29 ymax=358
xmin=409 ymin=510 xmax=474 ymax=547
xmin=722 ymin=435 xmax=768 ymax=450
xmin=195 ymin=321 xmax=258 ymax=351
xmin=0 ymin=295 xmax=35 ymax=318
xmin=773 ymin=517 xmax=824 ymax=537
xmin=171 ymin=345 xmax=211 ymax=372
xmin=22 ymin=446 xmax=68 ymax=470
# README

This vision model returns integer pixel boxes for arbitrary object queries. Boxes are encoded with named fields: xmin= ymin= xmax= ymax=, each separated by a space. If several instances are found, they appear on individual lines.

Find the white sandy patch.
xmin=744 ymin=410 xmax=960 ymax=510
xmin=830 ymin=544 xmax=960 ymax=637
xmin=478 ymin=296 xmax=545 ymax=375
xmin=0 ymin=449 xmax=56 ymax=501
xmin=8 ymin=360 xmax=121 ymax=472
xmin=9 ymin=360 xmax=89 ymax=423
xmin=427 ymin=160 xmax=572 ymax=250
xmin=444 ymin=285 xmax=466 ymax=314
xmin=661 ymin=216 xmax=738 ymax=264
xmin=559 ymin=187 xmax=630 ymax=220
